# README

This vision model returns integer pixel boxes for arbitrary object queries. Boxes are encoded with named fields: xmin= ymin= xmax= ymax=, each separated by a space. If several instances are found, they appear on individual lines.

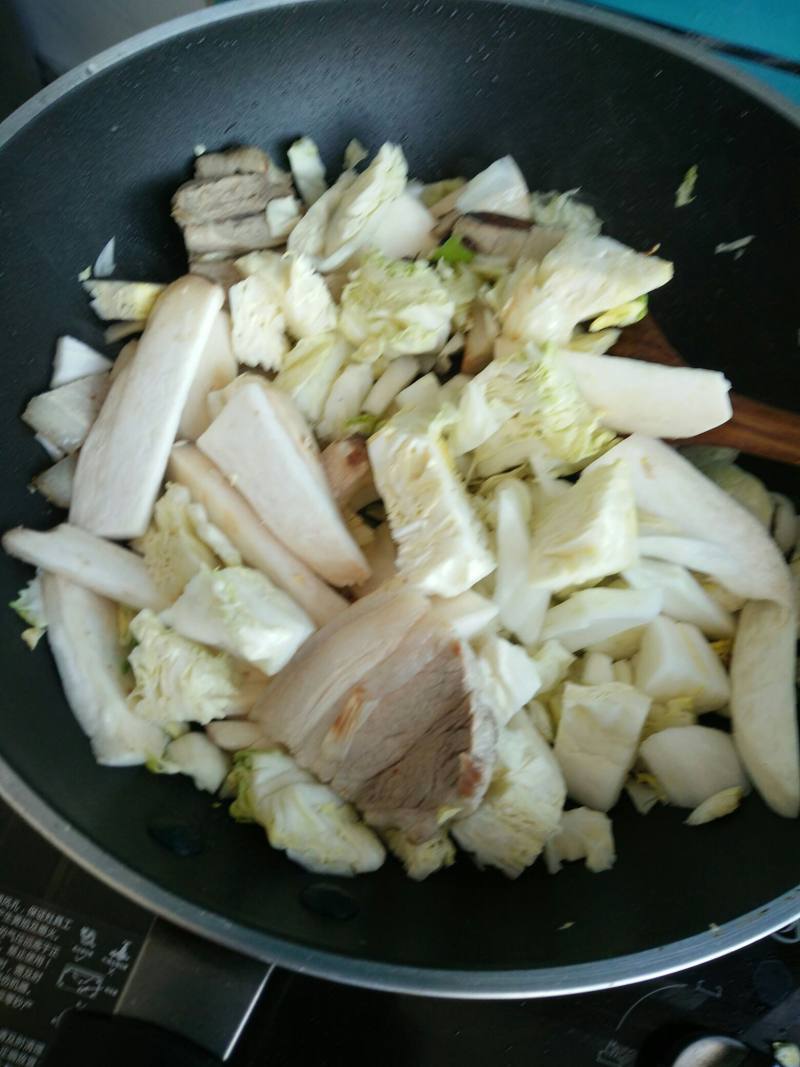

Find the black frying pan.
xmin=0 ymin=0 xmax=798 ymax=1055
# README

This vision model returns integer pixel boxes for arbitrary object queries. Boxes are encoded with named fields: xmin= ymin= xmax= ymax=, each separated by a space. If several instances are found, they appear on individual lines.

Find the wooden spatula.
xmin=610 ymin=315 xmax=800 ymax=466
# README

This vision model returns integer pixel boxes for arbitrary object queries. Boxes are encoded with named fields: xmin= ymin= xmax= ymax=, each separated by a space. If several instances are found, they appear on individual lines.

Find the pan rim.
xmin=0 ymin=0 xmax=798 ymax=998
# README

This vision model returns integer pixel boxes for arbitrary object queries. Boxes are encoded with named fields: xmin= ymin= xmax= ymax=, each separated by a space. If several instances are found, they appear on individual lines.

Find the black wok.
xmin=0 ymin=0 xmax=798 ymax=1027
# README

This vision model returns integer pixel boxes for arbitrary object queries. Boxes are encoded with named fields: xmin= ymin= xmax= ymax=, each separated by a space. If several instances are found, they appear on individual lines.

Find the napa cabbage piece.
xmin=368 ymin=407 xmax=494 ymax=597
xmin=529 ymin=189 xmax=601 ymax=236
xmin=10 ymin=575 xmax=47 ymax=650
xmin=134 ymin=482 xmax=241 ymax=602
xmin=339 ymin=254 xmax=454 ymax=363
xmin=149 ymin=732 xmax=231 ymax=794
xmin=528 ymin=461 xmax=637 ymax=590
xmin=83 ymin=280 xmax=165 ymax=321
xmin=466 ymin=346 xmax=617 ymax=477
xmin=702 ymin=461 xmax=773 ymax=527
xmin=161 ymin=566 xmax=314 ymax=676
xmin=287 ymin=136 xmax=327 ymax=206
xmin=454 ymin=156 xmax=530 ymax=219
xmin=274 ymin=333 xmax=350 ymax=423
xmin=321 ymin=143 xmax=408 ymax=267
xmin=228 ymin=749 xmax=385 ymax=876
xmin=685 ymin=786 xmax=742 ymax=826
xmin=452 ymin=712 xmax=566 ymax=878
xmin=639 ymin=725 xmax=748 ymax=809
xmin=529 ymin=640 xmax=575 ymax=693
xmin=383 ymin=828 xmax=455 ymax=881
xmin=128 ymin=610 xmax=260 ymax=725
xmin=475 ymin=634 xmax=542 ymax=728
xmin=496 ymin=234 xmax=672 ymax=346
xmin=228 ymin=272 xmax=288 ymax=371
xmin=634 ymin=616 xmax=730 ymax=713
xmin=51 ymin=336 xmax=112 ymax=387
xmin=541 ymin=589 xmax=662 ymax=653
xmin=622 ymin=559 xmax=734 ymax=638
xmin=492 ymin=477 xmax=550 ymax=644
xmin=282 ymin=253 xmax=338 ymax=339
xmin=544 ymin=807 xmax=616 ymax=873
xmin=554 ymin=681 xmax=650 ymax=810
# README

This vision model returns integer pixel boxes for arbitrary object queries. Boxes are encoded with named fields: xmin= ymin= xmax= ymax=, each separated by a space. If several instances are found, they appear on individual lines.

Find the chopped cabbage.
xmin=228 ymin=273 xmax=288 ymax=371
xmin=529 ymin=189 xmax=601 ymax=236
xmin=641 ymin=696 xmax=696 ymax=739
xmin=634 ymin=616 xmax=730 ymax=714
xmin=685 ymin=786 xmax=742 ymax=826
xmin=323 ymin=143 xmax=407 ymax=264
xmin=368 ymin=407 xmax=494 ymax=597
xmin=51 ymin=336 xmax=112 ymax=388
xmin=496 ymin=234 xmax=672 ymax=346
xmin=475 ymin=634 xmax=541 ymax=728
xmin=554 ymin=681 xmax=650 ymax=810
xmin=287 ymin=137 xmax=328 ymax=206
xmin=83 ymin=280 xmax=165 ymax=321
xmin=150 ymin=732 xmax=231 ymax=793
xmin=10 ymin=575 xmax=47 ymax=650
xmin=622 ymin=559 xmax=734 ymax=637
xmin=702 ymin=461 xmax=773 ymax=527
xmin=128 ymin=610 xmax=258 ymax=725
xmin=161 ymin=566 xmax=315 ymax=675
xmin=287 ymin=169 xmax=358 ymax=261
xmin=544 ymin=807 xmax=615 ymax=873
xmin=455 ymin=156 xmax=530 ymax=220
xmin=266 ymin=195 xmax=301 ymax=239
xmin=675 ymin=164 xmax=698 ymax=207
xmin=134 ymin=482 xmax=241 ymax=603
xmin=229 ymin=749 xmax=385 ymax=876
xmin=589 ymin=294 xmax=647 ymax=331
xmin=282 ymin=254 xmax=338 ymax=339
xmin=528 ymin=461 xmax=637 ymax=590
xmin=274 ymin=332 xmax=350 ymax=423
xmin=529 ymin=640 xmax=575 ymax=693
xmin=340 ymin=254 xmax=454 ymax=363
xmin=492 ymin=478 xmax=550 ymax=644
xmin=317 ymin=363 xmax=374 ymax=441
xmin=469 ymin=346 xmax=617 ymax=477
xmin=430 ymin=234 xmax=476 ymax=265
xmin=452 ymin=712 xmax=566 ymax=878
xmin=383 ymin=828 xmax=455 ymax=881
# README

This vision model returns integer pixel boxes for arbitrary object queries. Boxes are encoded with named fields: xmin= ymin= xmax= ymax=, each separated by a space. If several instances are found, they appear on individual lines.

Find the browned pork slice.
xmin=250 ymin=589 xmax=496 ymax=840
xmin=194 ymin=146 xmax=271 ymax=178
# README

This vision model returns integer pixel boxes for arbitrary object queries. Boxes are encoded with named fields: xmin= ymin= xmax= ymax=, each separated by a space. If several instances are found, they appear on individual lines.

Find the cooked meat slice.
xmin=462 ymin=302 xmax=499 ymax=375
xmin=320 ymin=435 xmax=377 ymax=509
xmin=194 ymin=146 xmax=271 ymax=178
xmin=453 ymin=213 xmax=565 ymax=263
xmin=183 ymin=215 xmax=283 ymax=256
xmin=251 ymin=594 xmax=496 ymax=840
xmin=172 ymin=174 xmax=275 ymax=225
xmin=189 ymin=256 xmax=242 ymax=290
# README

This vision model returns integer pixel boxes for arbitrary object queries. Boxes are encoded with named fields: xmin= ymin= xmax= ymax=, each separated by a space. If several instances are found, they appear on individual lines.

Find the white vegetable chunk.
xmin=282 ymin=254 xmax=338 ymax=340
xmin=554 ymin=681 xmax=650 ymax=810
xmin=476 ymin=635 xmax=542 ymax=727
xmin=634 ymin=616 xmax=730 ymax=713
xmin=3 ymin=524 xmax=168 ymax=611
xmin=274 ymin=333 xmax=350 ymax=423
xmin=51 ymin=336 xmax=112 ymax=388
xmin=363 ymin=356 xmax=418 ymax=417
xmin=71 ymin=276 xmax=224 ymax=539
xmin=317 ymin=363 xmax=373 ymax=441
xmin=454 ymin=156 xmax=531 ymax=219
xmin=730 ymin=601 xmax=800 ymax=817
xmin=544 ymin=807 xmax=616 ymax=873
xmin=168 ymin=444 xmax=346 ymax=625
xmin=494 ymin=478 xmax=550 ymax=644
xmin=383 ymin=828 xmax=455 ymax=881
xmin=367 ymin=192 xmax=435 ymax=259
xmin=23 ymin=373 xmax=110 ymax=455
xmin=287 ymin=137 xmax=328 ymax=206
xmin=42 ymin=574 xmax=166 ymax=766
xmin=161 ymin=566 xmax=315 ymax=676
xmin=178 ymin=311 xmax=237 ymax=440
xmin=541 ymin=588 xmax=662 ymax=653
xmin=563 ymin=352 xmax=732 ymax=439
xmin=83 ymin=280 xmax=165 ymax=321
xmin=639 ymin=725 xmax=748 ymax=808
xmin=228 ymin=273 xmax=288 ymax=370
xmin=685 ymin=786 xmax=742 ymax=826
xmin=158 ymin=732 xmax=231 ymax=794
xmin=623 ymin=559 xmax=734 ymax=638
xmin=229 ymin=749 xmax=385 ymax=876
xmin=590 ymin=435 xmax=795 ymax=609
xmin=352 ymin=523 xmax=398 ymax=598
xmin=528 ymin=462 xmax=638 ymax=591
xmin=429 ymin=590 xmax=498 ymax=639
xmin=31 ymin=454 xmax=78 ymax=509
xmin=368 ymin=408 xmax=495 ymax=597
xmin=197 ymin=382 xmax=369 ymax=587
xmin=581 ymin=652 xmax=615 ymax=685
xmin=206 ymin=719 xmax=265 ymax=752
xmin=452 ymin=712 xmax=566 ymax=878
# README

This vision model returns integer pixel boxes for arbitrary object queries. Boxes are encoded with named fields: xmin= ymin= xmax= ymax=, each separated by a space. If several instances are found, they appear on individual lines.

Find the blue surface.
xmin=591 ymin=0 xmax=800 ymax=61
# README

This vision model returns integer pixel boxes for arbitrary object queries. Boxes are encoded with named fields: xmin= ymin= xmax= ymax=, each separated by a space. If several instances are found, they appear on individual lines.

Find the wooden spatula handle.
xmin=610 ymin=316 xmax=800 ymax=465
